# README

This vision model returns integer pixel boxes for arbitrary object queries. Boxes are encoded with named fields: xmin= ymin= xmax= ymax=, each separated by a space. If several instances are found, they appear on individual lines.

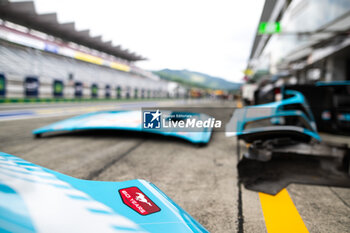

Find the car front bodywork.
xmin=0 ymin=152 xmax=209 ymax=233
xmin=32 ymin=110 xmax=213 ymax=144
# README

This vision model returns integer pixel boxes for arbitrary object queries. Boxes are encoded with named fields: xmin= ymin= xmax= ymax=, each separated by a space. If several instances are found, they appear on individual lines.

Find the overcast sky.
xmin=32 ymin=0 xmax=264 ymax=82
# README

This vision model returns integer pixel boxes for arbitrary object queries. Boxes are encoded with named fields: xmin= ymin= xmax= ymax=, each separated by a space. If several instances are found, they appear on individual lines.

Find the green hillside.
xmin=153 ymin=69 xmax=242 ymax=90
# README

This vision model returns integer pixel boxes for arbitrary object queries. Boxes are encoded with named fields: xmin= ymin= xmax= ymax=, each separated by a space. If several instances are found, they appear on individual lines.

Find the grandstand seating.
xmin=0 ymin=41 xmax=170 ymax=98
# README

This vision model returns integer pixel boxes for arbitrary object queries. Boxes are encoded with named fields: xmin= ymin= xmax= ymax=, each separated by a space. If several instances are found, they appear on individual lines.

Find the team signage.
xmin=258 ymin=22 xmax=281 ymax=34
xmin=119 ymin=187 xmax=160 ymax=215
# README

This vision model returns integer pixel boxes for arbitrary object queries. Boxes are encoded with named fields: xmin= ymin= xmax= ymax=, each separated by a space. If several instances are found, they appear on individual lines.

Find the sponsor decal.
xmin=119 ymin=187 xmax=160 ymax=215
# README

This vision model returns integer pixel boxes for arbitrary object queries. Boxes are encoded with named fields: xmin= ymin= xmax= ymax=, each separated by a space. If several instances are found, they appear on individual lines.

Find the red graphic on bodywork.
xmin=119 ymin=187 xmax=160 ymax=215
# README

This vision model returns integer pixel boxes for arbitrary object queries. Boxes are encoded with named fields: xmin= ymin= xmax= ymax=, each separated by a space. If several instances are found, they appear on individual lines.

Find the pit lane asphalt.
xmin=0 ymin=100 xmax=349 ymax=233
xmin=0 ymin=100 xmax=239 ymax=232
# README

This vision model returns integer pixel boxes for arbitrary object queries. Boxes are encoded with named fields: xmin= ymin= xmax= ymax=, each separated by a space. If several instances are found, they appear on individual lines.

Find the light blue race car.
xmin=0 ymin=152 xmax=209 ymax=233
xmin=225 ymin=90 xmax=350 ymax=194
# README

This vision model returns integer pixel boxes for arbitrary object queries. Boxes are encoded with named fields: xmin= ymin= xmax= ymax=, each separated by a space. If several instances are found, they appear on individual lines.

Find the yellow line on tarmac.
xmin=236 ymin=100 xmax=243 ymax=108
xmin=259 ymin=189 xmax=309 ymax=233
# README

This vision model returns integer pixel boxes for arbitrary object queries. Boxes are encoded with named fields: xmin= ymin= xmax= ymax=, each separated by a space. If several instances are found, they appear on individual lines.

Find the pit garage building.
xmin=246 ymin=0 xmax=350 ymax=84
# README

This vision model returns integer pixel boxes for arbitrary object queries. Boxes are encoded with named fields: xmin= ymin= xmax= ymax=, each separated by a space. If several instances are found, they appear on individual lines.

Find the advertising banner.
xmin=0 ymin=74 xmax=6 ymax=97
xmin=24 ymin=76 xmax=39 ymax=97
xmin=53 ymin=80 xmax=64 ymax=97
xmin=74 ymin=82 xmax=83 ymax=98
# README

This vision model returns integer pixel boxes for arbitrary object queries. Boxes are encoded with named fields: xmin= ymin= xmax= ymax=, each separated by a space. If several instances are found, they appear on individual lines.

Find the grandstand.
xmin=0 ymin=0 xmax=185 ymax=99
